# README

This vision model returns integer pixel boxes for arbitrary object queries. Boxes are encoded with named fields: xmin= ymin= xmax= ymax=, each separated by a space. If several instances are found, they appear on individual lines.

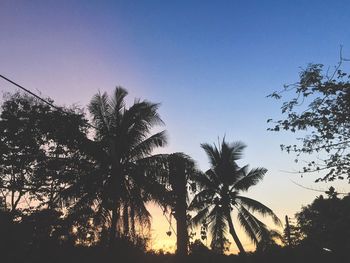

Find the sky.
xmin=1 ymin=0 xmax=350 ymax=254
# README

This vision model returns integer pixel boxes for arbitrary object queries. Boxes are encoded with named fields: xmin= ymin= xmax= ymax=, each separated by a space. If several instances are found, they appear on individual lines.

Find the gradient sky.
xmin=2 ymin=0 xmax=350 ymax=253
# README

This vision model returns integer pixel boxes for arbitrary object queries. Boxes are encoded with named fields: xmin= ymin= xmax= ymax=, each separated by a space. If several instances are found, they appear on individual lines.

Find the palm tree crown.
xmin=87 ymin=87 xmax=168 ymax=244
xmin=189 ymin=139 xmax=281 ymax=254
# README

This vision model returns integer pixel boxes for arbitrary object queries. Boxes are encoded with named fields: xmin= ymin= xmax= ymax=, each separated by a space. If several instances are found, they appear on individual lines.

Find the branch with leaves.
xmin=268 ymin=53 xmax=350 ymax=182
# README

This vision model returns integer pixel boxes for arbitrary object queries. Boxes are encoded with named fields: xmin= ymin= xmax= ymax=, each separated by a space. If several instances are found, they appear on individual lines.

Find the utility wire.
xmin=0 ymin=74 xmax=64 ymax=111
xmin=0 ymin=74 xmax=97 ymax=129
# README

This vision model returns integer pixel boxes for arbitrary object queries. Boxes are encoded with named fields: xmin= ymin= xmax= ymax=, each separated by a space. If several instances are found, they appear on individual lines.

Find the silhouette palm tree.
xmin=168 ymin=153 xmax=194 ymax=258
xmin=189 ymin=139 xmax=281 ymax=254
xmin=88 ymin=87 xmax=167 ymax=246
xmin=154 ymin=153 xmax=199 ymax=257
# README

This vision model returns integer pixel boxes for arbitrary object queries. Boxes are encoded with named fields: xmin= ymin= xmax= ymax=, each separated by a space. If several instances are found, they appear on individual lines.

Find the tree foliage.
xmin=189 ymin=139 xmax=281 ymax=254
xmin=0 ymin=92 xmax=90 ymax=216
xmin=0 ymin=92 xmax=101 ymax=260
xmin=282 ymin=217 xmax=303 ymax=248
xmin=154 ymin=153 xmax=200 ymax=257
xmin=295 ymin=190 xmax=350 ymax=253
xmin=0 ymin=88 xmax=288 ymax=259
xmin=268 ymin=61 xmax=350 ymax=182
xmin=80 ymin=87 xmax=168 ymax=245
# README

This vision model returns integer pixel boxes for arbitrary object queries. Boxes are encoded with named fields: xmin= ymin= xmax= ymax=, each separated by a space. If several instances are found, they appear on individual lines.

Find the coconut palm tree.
xmin=156 ymin=153 xmax=200 ymax=257
xmin=87 ymin=87 xmax=167 ymax=246
xmin=189 ymin=139 xmax=281 ymax=255
xmin=139 ymin=152 xmax=200 ymax=256
xmin=167 ymin=153 xmax=194 ymax=258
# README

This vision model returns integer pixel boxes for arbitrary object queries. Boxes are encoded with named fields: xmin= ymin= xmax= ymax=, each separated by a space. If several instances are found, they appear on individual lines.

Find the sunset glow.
xmin=2 ymin=1 xmax=350 ymax=261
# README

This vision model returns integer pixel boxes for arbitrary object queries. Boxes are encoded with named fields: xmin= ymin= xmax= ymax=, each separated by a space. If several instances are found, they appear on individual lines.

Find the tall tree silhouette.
xmin=88 ymin=87 xmax=167 ymax=246
xmin=168 ymin=154 xmax=193 ymax=258
xmin=189 ymin=139 xmax=281 ymax=254
xmin=153 ymin=153 xmax=199 ymax=257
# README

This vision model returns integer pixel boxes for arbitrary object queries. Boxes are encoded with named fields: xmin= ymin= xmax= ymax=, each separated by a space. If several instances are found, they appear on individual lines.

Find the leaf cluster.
xmin=268 ymin=62 xmax=350 ymax=181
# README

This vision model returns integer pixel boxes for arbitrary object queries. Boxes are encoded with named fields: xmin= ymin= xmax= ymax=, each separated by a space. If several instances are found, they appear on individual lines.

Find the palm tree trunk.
xmin=109 ymin=203 xmax=118 ymax=247
xmin=171 ymin=155 xmax=189 ymax=258
xmin=123 ymin=203 xmax=129 ymax=237
xmin=175 ymin=195 xmax=188 ymax=258
xmin=109 ymin=148 xmax=120 ymax=247
xmin=226 ymin=211 xmax=246 ymax=255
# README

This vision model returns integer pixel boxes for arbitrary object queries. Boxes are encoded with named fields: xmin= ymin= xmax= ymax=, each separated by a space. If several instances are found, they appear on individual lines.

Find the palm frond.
xmin=208 ymin=205 xmax=228 ymax=253
xmin=88 ymin=92 xmax=111 ymax=137
xmin=190 ymin=169 xmax=218 ymax=191
xmin=120 ymin=101 xmax=164 ymax=152
xmin=201 ymin=143 xmax=220 ymax=167
xmin=228 ymin=141 xmax=246 ymax=161
xmin=109 ymin=87 xmax=128 ymax=127
xmin=111 ymin=87 xmax=128 ymax=113
xmin=202 ymin=139 xmax=246 ymax=186
xmin=236 ymin=207 xmax=259 ymax=245
xmin=233 ymin=167 xmax=267 ymax=192
xmin=190 ymin=206 xmax=211 ymax=227
xmin=238 ymin=205 xmax=270 ymax=243
xmin=236 ymin=196 xmax=281 ymax=226
xmin=128 ymin=131 xmax=168 ymax=160
xmin=188 ymin=189 xmax=216 ymax=211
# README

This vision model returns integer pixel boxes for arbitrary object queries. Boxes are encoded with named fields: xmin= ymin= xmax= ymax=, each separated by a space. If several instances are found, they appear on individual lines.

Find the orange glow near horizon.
xmin=147 ymin=204 xmax=258 ymax=254
xmin=146 ymin=172 xmax=350 ymax=254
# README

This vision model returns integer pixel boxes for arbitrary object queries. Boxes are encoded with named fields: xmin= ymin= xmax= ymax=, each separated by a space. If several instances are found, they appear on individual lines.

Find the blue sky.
xmin=1 ymin=0 xmax=350 ymax=252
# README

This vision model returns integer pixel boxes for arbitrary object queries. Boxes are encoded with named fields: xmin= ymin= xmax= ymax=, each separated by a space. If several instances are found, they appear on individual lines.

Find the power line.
xmin=0 ymin=74 xmax=64 ymax=111
xmin=0 ymin=74 xmax=97 ymax=129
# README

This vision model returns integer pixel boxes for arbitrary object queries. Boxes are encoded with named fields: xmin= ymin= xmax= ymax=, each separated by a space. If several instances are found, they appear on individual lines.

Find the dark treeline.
xmin=1 ymin=83 xmax=350 ymax=263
